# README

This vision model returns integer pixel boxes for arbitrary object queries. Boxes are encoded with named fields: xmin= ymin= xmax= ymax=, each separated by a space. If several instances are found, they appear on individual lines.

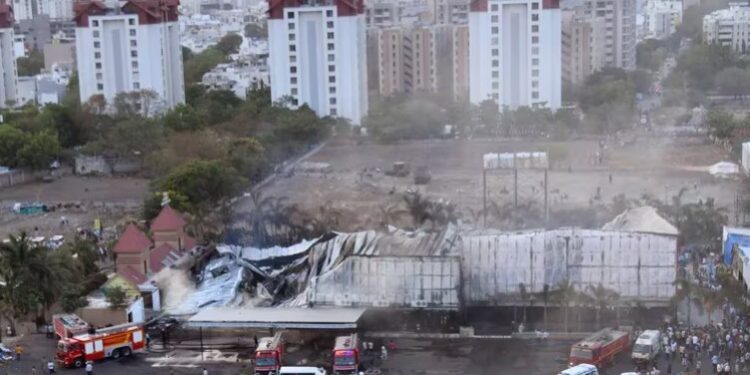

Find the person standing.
xmin=14 ymin=344 xmax=21 ymax=360
xmin=31 ymin=366 xmax=37 ymax=375
xmin=47 ymin=359 xmax=55 ymax=374
xmin=202 ymin=368 xmax=208 ymax=375
xmin=85 ymin=361 xmax=93 ymax=375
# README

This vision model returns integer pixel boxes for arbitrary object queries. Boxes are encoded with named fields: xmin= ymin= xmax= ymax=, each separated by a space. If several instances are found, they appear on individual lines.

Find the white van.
xmin=631 ymin=330 xmax=661 ymax=362
xmin=279 ymin=367 xmax=327 ymax=375
xmin=559 ymin=364 xmax=599 ymax=375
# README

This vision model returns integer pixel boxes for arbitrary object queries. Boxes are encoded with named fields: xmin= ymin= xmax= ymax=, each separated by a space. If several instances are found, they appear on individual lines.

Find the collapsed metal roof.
xmin=187 ymin=307 xmax=366 ymax=329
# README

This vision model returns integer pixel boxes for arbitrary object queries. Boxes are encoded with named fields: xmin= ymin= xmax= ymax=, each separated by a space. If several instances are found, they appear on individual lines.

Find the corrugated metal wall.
xmin=311 ymin=256 xmax=461 ymax=309
xmin=461 ymin=229 xmax=677 ymax=305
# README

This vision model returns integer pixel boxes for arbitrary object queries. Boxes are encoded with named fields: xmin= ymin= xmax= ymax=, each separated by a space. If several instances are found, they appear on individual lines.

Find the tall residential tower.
xmin=0 ymin=2 xmax=18 ymax=108
xmin=74 ymin=0 xmax=185 ymax=111
xmin=469 ymin=0 xmax=561 ymax=110
xmin=268 ymin=0 xmax=369 ymax=124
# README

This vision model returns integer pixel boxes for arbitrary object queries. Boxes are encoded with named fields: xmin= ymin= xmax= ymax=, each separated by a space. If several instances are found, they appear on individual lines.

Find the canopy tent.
xmin=187 ymin=307 xmax=366 ymax=329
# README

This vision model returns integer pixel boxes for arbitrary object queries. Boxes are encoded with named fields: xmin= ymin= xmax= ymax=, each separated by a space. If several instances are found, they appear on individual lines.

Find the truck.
xmin=631 ymin=330 xmax=661 ymax=363
xmin=559 ymin=364 xmax=599 ymax=375
xmin=55 ymin=322 xmax=146 ymax=368
xmin=569 ymin=328 xmax=630 ymax=368
xmin=332 ymin=333 xmax=360 ymax=374
xmin=254 ymin=332 xmax=284 ymax=375
xmin=52 ymin=314 xmax=90 ymax=339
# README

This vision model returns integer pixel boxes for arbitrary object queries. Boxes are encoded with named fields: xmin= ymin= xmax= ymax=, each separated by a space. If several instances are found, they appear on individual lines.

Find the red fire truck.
xmin=56 ymin=322 xmax=146 ymax=368
xmin=254 ymin=332 xmax=284 ymax=375
xmin=569 ymin=328 xmax=630 ymax=368
xmin=332 ymin=333 xmax=360 ymax=374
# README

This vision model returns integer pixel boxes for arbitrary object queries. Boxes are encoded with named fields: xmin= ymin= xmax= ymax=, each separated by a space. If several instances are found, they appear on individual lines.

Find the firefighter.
xmin=14 ymin=344 xmax=21 ymax=360
xmin=85 ymin=361 xmax=93 ymax=375
xmin=47 ymin=358 xmax=55 ymax=374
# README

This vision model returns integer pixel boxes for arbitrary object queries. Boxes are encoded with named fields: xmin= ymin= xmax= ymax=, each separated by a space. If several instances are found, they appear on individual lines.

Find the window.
xmin=130 ymin=40 xmax=137 ymax=47
xmin=94 ymin=52 xmax=101 ymax=59
xmin=288 ymin=22 xmax=295 ymax=30
xmin=288 ymin=11 xmax=295 ymax=18
xmin=96 ymin=73 xmax=102 ymax=80
xmin=328 ymin=76 xmax=335 ymax=83
xmin=327 ymin=54 xmax=335 ymax=62
xmin=329 ymin=97 xmax=336 ymax=105
xmin=129 ymin=18 xmax=135 ymax=25
xmin=330 ymin=108 xmax=337 ymax=116
xmin=492 ymin=71 xmax=498 ymax=78
xmin=129 ymin=29 xmax=136 ymax=36
xmin=291 ymin=88 xmax=298 ymax=95
xmin=532 ymin=58 xmax=539 ymax=66
xmin=492 ymin=82 xmax=499 ymax=89
xmin=327 ymin=32 xmax=334 ymax=39
xmin=131 ymin=50 xmax=138 ymax=58
xmin=532 ymin=36 xmax=539 ymax=44
xmin=326 ymin=10 xmax=333 ymax=17
xmin=133 ymin=82 xmax=140 ymax=89
xmin=491 ymin=4 xmax=498 ymax=11
xmin=328 ymin=65 xmax=335 ymax=72
xmin=532 ymin=81 xmax=538 ymax=88
xmin=329 ymin=86 xmax=336 ymax=94
xmin=290 ymin=77 xmax=297 ymax=84
xmin=290 ymin=66 xmax=297 ymax=74
xmin=92 ymin=20 xmax=99 ymax=27
xmin=532 ymin=46 xmax=539 ymax=55
xmin=491 ymin=27 xmax=498 ymax=34
xmin=93 ymin=41 xmax=100 ymax=48
xmin=132 ymin=61 xmax=138 ymax=69
xmin=491 ymin=49 xmax=498 ymax=57
xmin=492 ymin=60 xmax=499 ymax=67
xmin=327 ymin=43 xmax=334 ymax=50
xmin=532 ymin=14 xmax=538 ymax=21
xmin=531 ymin=2 xmax=538 ymax=9
xmin=95 ymin=62 xmax=102 ymax=69
xmin=291 ymin=98 xmax=298 ymax=105
xmin=289 ymin=45 xmax=296 ymax=52
xmin=532 ymin=91 xmax=539 ymax=99
xmin=289 ymin=34 xmax=295 ymax=41
xmin=93 ymin=31 xmax=100 ymax=38
xmin=290 ymin=56 xmax=296 ymax=63
xmin=327 ymin=21 xmax=334 ymax=28
xmin=491 ymin=15 xmax=498 ymax=22
xmin=97 ymin=83 xmax=103 ymax=90
xmin=532 ymin=69 xmax=539 ymax=77
xmin=532 ymin=25 xmax=538 ymax=32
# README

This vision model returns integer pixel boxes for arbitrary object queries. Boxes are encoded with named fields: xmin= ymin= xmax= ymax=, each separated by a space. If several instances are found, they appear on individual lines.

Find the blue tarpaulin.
xmin=724 ymin=232 xmax=750 ymax=264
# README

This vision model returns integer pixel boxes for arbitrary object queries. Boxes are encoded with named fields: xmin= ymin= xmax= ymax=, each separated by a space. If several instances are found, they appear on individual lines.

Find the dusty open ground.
xmin=0 ymin=174 xmax=149 ymax=239
xmin=254 ymin=134 xmax=742 ymax=230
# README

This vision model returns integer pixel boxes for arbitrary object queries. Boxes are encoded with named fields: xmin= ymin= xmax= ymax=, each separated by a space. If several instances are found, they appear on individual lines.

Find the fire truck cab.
xmin=569 ymin=329 xmax=630 ymax=369
xmin=56 ymin=322 xmax=145 ymax=368
xmin=332 ymin=333 xmax=360 ymax=374
xmin=255 ymin=332 xmax=284 ymax=375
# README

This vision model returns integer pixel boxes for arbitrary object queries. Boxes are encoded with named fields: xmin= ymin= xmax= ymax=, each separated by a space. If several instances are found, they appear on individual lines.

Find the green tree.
xmin=17 ymin=130 xmax=59 ymax=170
xmin=34 ymin=104 xmax=86 ymax=148
xmin=244 ymin=23 xmax=268 ymax=39
xmin=215 ymin=33 xmax=243 ymax=55
xmin=715 ymin=67 xmax=750 ymax=99
xmin=16 ymin=50 xmax=44 ymax=76
xmin=163 ymin=104 xmax=203 ymax=131
xmin=157 ymin=160 xmax=245 ymax=217
xmin=228 ymin=137 xmax=267 ymax=183
xmin=0 ymin=126 xmax=27 ymax=167
xmin=105 ymin=286 xmax=127 ymax=309
xmin=706 ymin=110 xmax=736 ymax=139
xmin=551 ymin=279 xmax=578 ymax=332
xmin=636 ymin=39 xmax=667 ymax=71
xmin=184 ymin=48 xmax=225 ymax=84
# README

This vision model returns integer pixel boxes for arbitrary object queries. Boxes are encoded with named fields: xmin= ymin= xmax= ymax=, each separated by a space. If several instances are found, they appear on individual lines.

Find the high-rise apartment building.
xmin=368 ymin=24 xmax=468 ymax=101
xmin=561 ymin=9 xmax=604 ymax=86
xmin=11 ymin=0 xmax=71 ymax=21
xmin=469 ymin=0 xmax=561 ymax=110
xmin=577 ymin=0 xmax=636 ymax=70
xmin=703 ymin=3 xmax=750 ymax=54
xmin=434 ymin=0 xmax=469 ymax=24
xmin=268 ymin=0 xmax=369 ymax=124
xmin=74 ymin=0 xmax=185 ymax=111
xmin=641 ymin=0 xmax=681 ymax=40
xmin=0 ymin=2 xmax=18 ymax=108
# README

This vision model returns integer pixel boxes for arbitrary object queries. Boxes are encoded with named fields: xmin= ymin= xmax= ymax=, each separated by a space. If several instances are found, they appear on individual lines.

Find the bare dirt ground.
xmin=254 ymin=134 xmax=742 ymax=231
xmin=0 ymin=174 xmax=149 ymax=239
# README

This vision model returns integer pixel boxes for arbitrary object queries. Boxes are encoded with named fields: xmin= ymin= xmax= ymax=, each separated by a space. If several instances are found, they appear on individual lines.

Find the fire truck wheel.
xmin=121 ymin=347 xmax=132 ymax=357
xmin=73 ymin=359 xmax=84 ymax=368
xmin=112 ymin=349 xmax=121 ymax=359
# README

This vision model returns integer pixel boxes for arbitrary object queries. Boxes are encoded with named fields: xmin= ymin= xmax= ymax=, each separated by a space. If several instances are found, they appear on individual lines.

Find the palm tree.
xmin=587 ymin=284 xmax=620 ymax=329
xmin=697 ymin=287 xmax=723 ymax=325
xmin=673 ymin=277 xmax=696 ymax=326
xmin=551 ymin=279 xmax=578 ymax=332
